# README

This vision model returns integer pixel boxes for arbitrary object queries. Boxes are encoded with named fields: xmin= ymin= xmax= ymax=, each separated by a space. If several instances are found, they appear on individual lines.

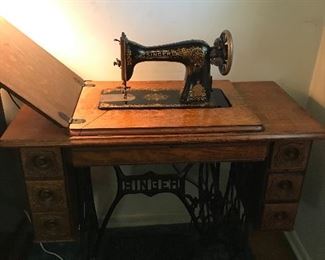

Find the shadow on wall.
xmin=302 ymin=25 xmax=325 ymax=207
xmin=301 ymin=97 xmax=325 ymax=207
xmin=293 ymin=24 xmax=325 ymax=260
xmin=301 ymin=22 xmax=325 ymax=203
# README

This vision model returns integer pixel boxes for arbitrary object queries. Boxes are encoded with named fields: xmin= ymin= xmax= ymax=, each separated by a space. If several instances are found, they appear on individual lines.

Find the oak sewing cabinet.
xmin=1 ymin=80 xmax=325 ymax=242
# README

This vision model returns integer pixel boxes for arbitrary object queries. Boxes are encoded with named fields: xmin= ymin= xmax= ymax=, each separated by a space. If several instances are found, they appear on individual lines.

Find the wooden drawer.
xmin=21 ymin=148 xmax=64 ymax=179
xmin=270 ymin=141 xmax=311 ymax=171
xmin=33 ymin=212 xmax=72 ymax=241
xmin=26 ymin=180 xmax=67 ymax=212
xmin=261 ymin=203 xmax=298 ymax=230
xmin=265 ymin=174 xmax=303 ymax=202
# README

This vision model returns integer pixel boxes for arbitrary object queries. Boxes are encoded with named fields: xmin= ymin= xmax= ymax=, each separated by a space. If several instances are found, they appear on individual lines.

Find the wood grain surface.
xmin=261 ymin=203 xmax=298 ymax=230
xmin=71 ymin=142 xmax=268 ymax=166
xmin=32 ymin=212 xmax=72 ymax=241
xmin=26 ymin=180 xmax=68 ymax=211
xmin=0 ymin=17 xmax=84 ymax=128
xmin=265 ymin=173 xmax=304 ymax=202
xmin=236 ymin=81 xmax=324 ymax=136
xmin=20 ymin=147 xmax=64 ymax=179
xmin=70 ymin=80 xmax=263 ymax=135
xmin=270 ymin=140 xmax=311 ymax=172
xmin=1 ymin=81 xmax=324 ymax=147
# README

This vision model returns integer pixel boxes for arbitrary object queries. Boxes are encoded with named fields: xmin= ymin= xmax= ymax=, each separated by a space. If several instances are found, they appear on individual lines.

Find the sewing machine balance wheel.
xmin=214 ymin=30 xmax=233 ymax=75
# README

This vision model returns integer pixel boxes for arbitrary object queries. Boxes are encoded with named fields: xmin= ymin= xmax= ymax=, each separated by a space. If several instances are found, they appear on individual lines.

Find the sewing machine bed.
xmin=69 ymin=80 xmax=263 ymax=136
xmin=98 ymin=87 xmax=231 ymax=109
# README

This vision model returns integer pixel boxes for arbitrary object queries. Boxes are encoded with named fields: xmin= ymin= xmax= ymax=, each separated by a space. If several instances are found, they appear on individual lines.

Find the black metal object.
xmin=98 ymin=88 xmax=231 ymax=109
xmin=113 ymin=30 xmax=233 ymax=104
xmin=92 ymin=162 xmax=249 ymax=258
xmin=76 ymin=167 xmax=99 ymax=260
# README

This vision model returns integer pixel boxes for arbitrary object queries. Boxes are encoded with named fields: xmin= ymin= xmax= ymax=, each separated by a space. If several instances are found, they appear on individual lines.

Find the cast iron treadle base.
xmin=92 ymin=162 xmax=248 ymax=259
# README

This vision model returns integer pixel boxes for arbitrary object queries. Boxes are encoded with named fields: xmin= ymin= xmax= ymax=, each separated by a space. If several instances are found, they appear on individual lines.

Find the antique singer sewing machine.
xmin=99 ymin=30 xmax=233 ymax=109
xmin=2 ymin=18 xmax=325 ymax=260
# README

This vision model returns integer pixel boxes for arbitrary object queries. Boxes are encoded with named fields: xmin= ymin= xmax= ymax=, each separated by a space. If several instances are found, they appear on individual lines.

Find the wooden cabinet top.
xmin=1 ymin=81 xmax=324 ymax=148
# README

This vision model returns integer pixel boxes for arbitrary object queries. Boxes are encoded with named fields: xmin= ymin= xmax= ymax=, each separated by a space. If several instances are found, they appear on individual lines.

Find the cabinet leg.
xmin=76 ymin=167 xmax=98 ymax=260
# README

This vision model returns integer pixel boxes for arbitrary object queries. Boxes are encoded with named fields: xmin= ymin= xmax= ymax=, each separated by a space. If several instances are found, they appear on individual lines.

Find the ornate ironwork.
xmin=117 ymin=170 xmax=184 ymax=196
xmin=112 ymin=30 xmax=233 ymax=104
xmin=92 ymin=162 xmax=249 ymax=258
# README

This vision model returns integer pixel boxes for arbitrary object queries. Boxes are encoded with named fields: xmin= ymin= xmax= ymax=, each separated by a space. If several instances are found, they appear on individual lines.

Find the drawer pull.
xmin=284 ymin=147 xmax=299 ymax=161
xmin=32 ymin=155 xmax=52 ymax=170
xmin=38 ymin=189 xmax=54 ymax=201
xmin=44 ymin=219 xmax=58 ymax=230
xmin=278 ymin=180 xmax=293 ymax=191
xmin=274 ymin=211 xmax=287 ymax=221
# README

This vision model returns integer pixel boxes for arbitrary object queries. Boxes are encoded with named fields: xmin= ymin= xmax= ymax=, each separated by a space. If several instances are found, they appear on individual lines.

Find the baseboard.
xmin=285 ymin=231 xmax=312 ymax=260
xmin=99 ymin=213 xmax=189 ymax=228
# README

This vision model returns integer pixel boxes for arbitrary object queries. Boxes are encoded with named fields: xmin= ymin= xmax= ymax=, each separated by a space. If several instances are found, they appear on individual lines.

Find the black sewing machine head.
xmin=99 ymin=30 xmax=233 ymax=109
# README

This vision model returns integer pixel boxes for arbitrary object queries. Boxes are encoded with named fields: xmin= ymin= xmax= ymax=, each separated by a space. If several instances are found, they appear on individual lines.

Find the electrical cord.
xmin=39 ymin=242 xmax=64 ymax=260
xmin=24 ymin=210 xmax=65 ymax=260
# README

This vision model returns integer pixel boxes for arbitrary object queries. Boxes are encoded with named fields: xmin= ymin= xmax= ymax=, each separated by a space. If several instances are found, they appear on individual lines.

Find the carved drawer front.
xmin=33 ymin=212 xmax=71 ymax=241
xmin=270 ymin=141 xmax=311 ymax=171
xmin=261 ymin=203 xmax=298 ymax=230
xmin=265 ymin=174 xmax=303 ymax=202
xmin=21 ymin=148 xmax=64 ymax=179
xmin=26 ymin=181 xmax=67 ymax=212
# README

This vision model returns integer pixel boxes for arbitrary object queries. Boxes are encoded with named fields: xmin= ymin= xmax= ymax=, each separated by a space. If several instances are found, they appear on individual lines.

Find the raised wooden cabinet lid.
xmin=0 ymin=18 xmax=84 ymax=127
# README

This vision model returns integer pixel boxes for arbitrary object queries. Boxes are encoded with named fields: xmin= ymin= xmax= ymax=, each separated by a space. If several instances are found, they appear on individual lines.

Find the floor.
xmin=27 ymin=225 xmax=297 ymax=260
xmin=249 ymin=231 xmax=296 ymax=260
